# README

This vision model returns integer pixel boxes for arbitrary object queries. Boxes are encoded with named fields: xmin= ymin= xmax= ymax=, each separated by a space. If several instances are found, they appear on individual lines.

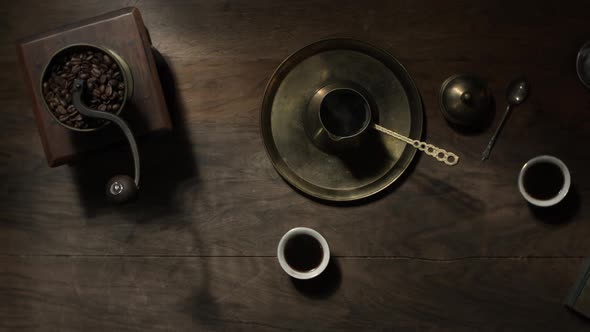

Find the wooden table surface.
xmin=2 ymin=1 xmax=590 ymax=331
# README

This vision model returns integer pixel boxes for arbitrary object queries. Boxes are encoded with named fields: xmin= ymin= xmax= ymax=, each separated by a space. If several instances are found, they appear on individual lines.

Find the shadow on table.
xmin=291 ymin=257 xmax=342 ymax=299
xmin=337 ymin=132 xmax=391 ymax=181
xmin=184 ymin=287 xmax=221 ymax=328
xmin=180 ymin=218 xmax=218 ymax=329
xmin=69 ymin=48 xmax=198 ymax=221
xmin=566 ymin=309 xmax=590 ymax=323
xmin=529 ymin=185 xmax=580 ymax=225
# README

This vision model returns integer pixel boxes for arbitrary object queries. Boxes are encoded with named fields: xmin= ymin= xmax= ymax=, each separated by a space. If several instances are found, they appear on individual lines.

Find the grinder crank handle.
xmin=72 ymin=79 xmax=140 ymax=203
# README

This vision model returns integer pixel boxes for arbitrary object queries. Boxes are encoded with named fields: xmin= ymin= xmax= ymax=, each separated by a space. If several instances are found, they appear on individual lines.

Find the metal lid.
xmin=439 ymin=74 xmax=493 ymax=129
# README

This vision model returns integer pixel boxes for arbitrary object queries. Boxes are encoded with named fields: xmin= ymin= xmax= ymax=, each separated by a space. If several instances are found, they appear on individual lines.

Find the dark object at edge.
xmin=565 ymin=257 xmax=590 ymax=319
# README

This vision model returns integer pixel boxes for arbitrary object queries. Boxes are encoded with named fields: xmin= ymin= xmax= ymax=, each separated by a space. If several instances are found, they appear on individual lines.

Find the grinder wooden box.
xmin=17 ymin=7 xmax=172 ymax=167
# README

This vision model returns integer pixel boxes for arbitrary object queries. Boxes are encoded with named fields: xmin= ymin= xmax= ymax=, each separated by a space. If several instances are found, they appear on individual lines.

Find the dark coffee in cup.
xmin=284 ymin=234 xmax=324 ymax=272
xmin=518 ymin=155 xmax=571 ymax=207
xmin=522 ymin=161 xmax=564 ymax=200
xmin=305 ymin=83 xmax=375 ymax=153
xmin=277 ymin=227 xmax=330 ymax=279
xmin=319 ymin=89 xmax=370 ymax=138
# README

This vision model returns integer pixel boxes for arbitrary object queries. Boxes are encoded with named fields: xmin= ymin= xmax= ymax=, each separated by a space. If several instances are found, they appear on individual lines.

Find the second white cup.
xmin=518 ymin=155 xmax=571 ymax=207
xmin=277 ymin=227 xmax=330 ymax=280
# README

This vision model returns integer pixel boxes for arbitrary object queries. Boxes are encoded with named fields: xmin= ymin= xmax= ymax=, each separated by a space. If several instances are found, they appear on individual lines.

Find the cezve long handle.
xmin=373 ymin=124 xmax=459 ymax=166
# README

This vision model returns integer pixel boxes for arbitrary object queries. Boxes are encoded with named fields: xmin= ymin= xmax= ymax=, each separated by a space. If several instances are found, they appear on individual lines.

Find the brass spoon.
xmin=481 ymin=78 xmax=529 ymax=161
xmin=373 ymin=124 xmax=459 ymax=166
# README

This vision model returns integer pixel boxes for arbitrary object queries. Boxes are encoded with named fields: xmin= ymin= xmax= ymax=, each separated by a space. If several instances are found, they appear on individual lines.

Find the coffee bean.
xmin=72 ymin=65 xmax=80 ymax=74
xmin=117 ymin=82 xmax=125 ymax=90
xmin=108 ymin=79 xmax=118 ymax=86
xmin=99 ymin=75 xmax=107 ymax=84
xmin=105 ymin=85 xmax=112 ymax=96
xmin=91 ymin=68 xmax=101 ymax=77
xmin=58 ymin=98 xmax=67 ymax=107
xmin=79 ymin=73 xmax=89 ymax=80
xmin=54 ymin=76 xmax=64 ymax=86
xmin=98 ymin=104 xmax=107 ymax=111
xmin=103 ymin=55 xmax=112 ymax=65
xmin=92 ymin=89 xmax=101 ymax=97
xmin=106 ymin=104 xmax=112 ymax=111
xmin=112 ymin=104 xmax=120 ymax=111
xmin=99 ymin=84 xmax=105 ymax=93
xmin=56 ymin=105 xmax=67 ymax=114
xmin=67 ymin=105 xmax=76 ymax=112
xmin=113 ymin=71 xmax=121 ymax=79
xmin=87 ymin=82 xmax=94 ymax=90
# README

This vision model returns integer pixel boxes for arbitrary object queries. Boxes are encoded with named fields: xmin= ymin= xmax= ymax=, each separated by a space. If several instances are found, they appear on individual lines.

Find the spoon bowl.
xmin=507 ymin=78 xmax=529 ymax=105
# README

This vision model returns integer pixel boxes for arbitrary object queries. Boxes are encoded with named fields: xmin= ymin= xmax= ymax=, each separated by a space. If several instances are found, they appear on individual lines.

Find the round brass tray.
xmin=261 ymin=39 xmax=423 ymax=201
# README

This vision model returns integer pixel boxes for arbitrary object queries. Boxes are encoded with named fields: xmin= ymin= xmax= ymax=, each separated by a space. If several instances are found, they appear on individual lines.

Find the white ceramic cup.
xmin=277 ymin=227 xmax=330 ymax=280
xmin=518 ymin=155 xmax=571 ymax=207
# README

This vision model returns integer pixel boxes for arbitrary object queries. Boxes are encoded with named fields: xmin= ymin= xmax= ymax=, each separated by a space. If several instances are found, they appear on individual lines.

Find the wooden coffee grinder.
xmin=17 ymin=7 xmax=172 ymax=202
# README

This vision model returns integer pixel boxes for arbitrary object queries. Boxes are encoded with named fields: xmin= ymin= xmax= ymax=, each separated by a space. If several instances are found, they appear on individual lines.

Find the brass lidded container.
xmin=439 ymin=74 xmax=493 ymax=130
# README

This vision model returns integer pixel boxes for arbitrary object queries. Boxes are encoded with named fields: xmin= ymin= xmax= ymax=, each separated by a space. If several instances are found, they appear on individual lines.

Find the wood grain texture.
xmin=1 ymin=0 xmax=590 ymax=330
xmin=1 ymin=256 xmax=588 ymax=332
